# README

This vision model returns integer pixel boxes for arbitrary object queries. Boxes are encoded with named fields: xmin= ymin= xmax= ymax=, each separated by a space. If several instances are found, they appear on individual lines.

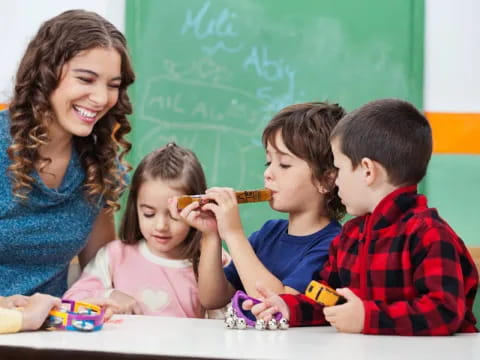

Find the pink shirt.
xmin=65 ymin=240 xmax=203 ymax=318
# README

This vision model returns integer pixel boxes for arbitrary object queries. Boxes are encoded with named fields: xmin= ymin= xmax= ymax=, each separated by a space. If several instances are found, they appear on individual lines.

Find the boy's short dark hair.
xmin=262 ymin=102 xmax=346 ymax=221
xmin=331 ymin=98 xmax=432 ymax=186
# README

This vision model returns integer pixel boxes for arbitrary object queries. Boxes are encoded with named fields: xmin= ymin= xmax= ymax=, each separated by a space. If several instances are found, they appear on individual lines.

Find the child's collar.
xmin=366 ymin=185 xmax=422 ymax=231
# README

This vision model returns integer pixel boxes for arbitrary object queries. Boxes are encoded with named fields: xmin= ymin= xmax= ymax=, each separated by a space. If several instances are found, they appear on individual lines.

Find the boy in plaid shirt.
xmin=247 ymin=98 xmax=478 ymax=335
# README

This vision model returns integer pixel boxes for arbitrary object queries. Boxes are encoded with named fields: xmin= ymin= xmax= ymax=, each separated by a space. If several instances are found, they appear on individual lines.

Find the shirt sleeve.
xmin=280 ymin=234 xmax=342 ymax=327
xmin=282 ymin=240 xmax=331 ymax=292
xmin=221 ymin=248 xmax=232 ymax=267
xmin=64 ymin=246 xmax=114 ymax=299
xmin=223 ymin=256 xmax=241 ymax=290
xmin=362 ymin=226 xmax=475 ymax=336
xmin=0 ymin=308 xmax=22 ymax=334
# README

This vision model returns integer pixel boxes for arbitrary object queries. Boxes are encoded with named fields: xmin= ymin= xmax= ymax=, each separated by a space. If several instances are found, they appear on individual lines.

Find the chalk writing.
xmin=181 ymin=1 xmax=243 ymax=54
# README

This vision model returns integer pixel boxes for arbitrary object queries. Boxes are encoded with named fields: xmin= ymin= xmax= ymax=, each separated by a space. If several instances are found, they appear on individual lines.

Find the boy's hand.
xmin=109 ymin=290 xmax=143 ymax=315
xmin=169 ymin=197 xmax=218 ymax=235
xmin=21 ymin=293 xmax=62 ymax=331
xmin=242 ymin=283 xmax=290 ymax=322
xmin=202 ymin=187 xmax=244 ymax=241
xmin=323 ymin=288 xmax=364 ymax=333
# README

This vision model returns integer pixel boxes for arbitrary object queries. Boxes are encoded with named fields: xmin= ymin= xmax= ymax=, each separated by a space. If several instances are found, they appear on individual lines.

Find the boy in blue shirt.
xmin=173 ymin=102 xmax=346 ymax=309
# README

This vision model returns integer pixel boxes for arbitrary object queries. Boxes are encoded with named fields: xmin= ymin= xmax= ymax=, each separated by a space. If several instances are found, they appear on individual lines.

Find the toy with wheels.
xmin=304 ymin=280 xmax=346 ymax=306
xmin=44 ymin=299 xmax=105 ymax=332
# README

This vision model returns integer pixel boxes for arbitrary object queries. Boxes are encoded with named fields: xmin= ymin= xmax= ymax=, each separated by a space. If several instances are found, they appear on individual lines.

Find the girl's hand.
xmin=21 ymin=293 xmax=62 ymax=331
xmin=82 ymin=297 xmax=121 ymax=321
xmin=242 ymin=283 xmax=290 ymax=322
xmin=323 ymin=288 xmax=364 ymax=333
xmin=109 ymin=290 xmax=143 ymax=315
xmin=169 ymin=197 xmax=218 ymax=234
xmin=201 ymin=187 xmax=244 ymax=241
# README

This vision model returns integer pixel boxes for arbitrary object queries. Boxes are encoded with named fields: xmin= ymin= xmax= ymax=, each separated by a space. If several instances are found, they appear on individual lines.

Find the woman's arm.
xmin=78 ymin=208 xmax=116 ymax=268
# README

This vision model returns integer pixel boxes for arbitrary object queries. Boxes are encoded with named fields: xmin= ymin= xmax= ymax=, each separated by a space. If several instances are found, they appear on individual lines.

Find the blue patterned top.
xmin=0 ymin=110 xmax=101 ymax=296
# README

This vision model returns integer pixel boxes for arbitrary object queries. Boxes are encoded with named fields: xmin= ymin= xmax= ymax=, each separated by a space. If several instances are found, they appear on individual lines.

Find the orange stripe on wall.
xmin=426 ymin=112 xmax=480 ymax=154
xmin=0 ymin=106 xmax=476 ymax=153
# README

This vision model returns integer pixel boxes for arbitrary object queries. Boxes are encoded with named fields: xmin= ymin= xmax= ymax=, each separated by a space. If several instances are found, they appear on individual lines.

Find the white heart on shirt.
xmin=141 ymin=289 xmax=169 ymax=311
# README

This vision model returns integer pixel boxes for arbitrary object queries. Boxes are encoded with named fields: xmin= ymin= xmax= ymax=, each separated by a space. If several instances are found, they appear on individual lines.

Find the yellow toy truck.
xmin=305 ymin=280 xmax=346 ymax=306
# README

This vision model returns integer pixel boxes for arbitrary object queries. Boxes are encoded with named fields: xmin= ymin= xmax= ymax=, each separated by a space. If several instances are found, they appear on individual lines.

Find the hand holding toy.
xmin=177 ymin=189 xmax=272 ymax=210
xmin=43 ymin=299 xmax=105 ymax=332
xmin=224 ymin=290 xmax=289 ymax=330
xmin=304 ymin=280 xmax=346 ymax=306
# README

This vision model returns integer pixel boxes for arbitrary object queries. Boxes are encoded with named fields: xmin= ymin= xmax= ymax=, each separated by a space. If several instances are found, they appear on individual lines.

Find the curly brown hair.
xmin=119 ymin=143 xmax=207 ymax=277
xmin=7 ymin=9 xmax=135 ymax=211
xmin=262 ymin=102 xmax=346 ymax=221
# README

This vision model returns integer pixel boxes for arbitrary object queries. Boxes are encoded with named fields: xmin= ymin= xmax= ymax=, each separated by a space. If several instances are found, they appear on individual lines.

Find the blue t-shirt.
xmin=224 ymin=218 xmax=341 ymax=292
xmin=0 ymin=110 xmax=101 ymax=296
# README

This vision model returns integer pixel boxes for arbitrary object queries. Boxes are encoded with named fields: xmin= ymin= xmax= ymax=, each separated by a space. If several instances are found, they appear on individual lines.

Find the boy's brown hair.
xmin=262 ymin=102 xmax=346 ymax=221
xmin=119 ymin=143 xmax=206 ymax=276
xmin=331 ymin=98 xmax=432 ymax=186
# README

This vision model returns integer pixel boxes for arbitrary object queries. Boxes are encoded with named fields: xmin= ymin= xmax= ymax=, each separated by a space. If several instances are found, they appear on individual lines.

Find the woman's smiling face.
xmin=48 ymin=47 xmax=122 ymax=139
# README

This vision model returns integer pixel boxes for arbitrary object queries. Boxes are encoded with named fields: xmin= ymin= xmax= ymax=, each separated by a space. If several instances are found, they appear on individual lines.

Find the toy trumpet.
xmin=177 ymin=189 xmax=272 ymax=210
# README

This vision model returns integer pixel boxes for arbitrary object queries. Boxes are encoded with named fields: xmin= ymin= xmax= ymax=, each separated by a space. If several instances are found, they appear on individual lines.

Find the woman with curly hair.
xmin=0 ymin=9 xmax=135 ymax=297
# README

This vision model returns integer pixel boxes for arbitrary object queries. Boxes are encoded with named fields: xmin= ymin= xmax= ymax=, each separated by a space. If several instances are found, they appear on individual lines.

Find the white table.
xmin=0 ymin=315 xmax=479 ymax=360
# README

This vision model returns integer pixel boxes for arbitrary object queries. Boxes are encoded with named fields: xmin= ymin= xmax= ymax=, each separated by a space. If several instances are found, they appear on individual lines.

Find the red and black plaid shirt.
xmin=281 ymin=185 xmax=478 ymax=335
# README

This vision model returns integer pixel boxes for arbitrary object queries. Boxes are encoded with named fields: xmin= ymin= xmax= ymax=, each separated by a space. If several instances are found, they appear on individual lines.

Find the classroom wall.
xmin=124 ymin=0 xmax=425 ymax=237
xmin=423 ymin=0 xmax=480 ymax=246
xmin=0 ymin=0 xmax=125 ymax=102
xmin=0 ymin=0 xmax=478 ymax=245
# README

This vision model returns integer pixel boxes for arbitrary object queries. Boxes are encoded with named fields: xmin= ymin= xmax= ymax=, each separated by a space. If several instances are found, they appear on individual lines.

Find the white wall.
xmin=424 ymin=0 xmax=480 ymax=112
xmin=0 ymin=0 xmax=125 ymax=102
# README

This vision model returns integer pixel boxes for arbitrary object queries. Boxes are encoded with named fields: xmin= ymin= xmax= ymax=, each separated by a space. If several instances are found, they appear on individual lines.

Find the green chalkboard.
xmin=125 ymin=0 xmax=424 ymax=236
xmin=426 ymin=156 xmax=480 ymax=246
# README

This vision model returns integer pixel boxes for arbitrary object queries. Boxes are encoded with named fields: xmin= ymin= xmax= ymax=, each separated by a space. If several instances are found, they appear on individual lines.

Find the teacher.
xmin=0 ymin=9 xmax=135 ymax=297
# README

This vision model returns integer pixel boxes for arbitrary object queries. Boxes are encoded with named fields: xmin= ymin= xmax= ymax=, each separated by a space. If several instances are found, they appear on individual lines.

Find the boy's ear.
xmin=360 ymin=157 xmax=376 ymax=186
xmin=314 ymin=181 xmax=329 ymax=194
xmin=314 ymin=169 xmax=336 ymax=194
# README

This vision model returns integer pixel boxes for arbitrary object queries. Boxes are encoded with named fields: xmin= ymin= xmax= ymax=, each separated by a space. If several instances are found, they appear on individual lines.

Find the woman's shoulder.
xmin=0 ymin=110 xmax=11 ymax=165
xmin=0 ymin=109 xmax=9 ymax=120
xmin=0 ymin=110 xmax=11 ymax=141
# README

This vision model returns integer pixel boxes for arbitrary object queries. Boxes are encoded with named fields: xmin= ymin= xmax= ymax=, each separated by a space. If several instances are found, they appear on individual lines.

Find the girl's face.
xmin=49 ymin=47 xmax=122 ymax=140
xmin=264 ymin=130 xmax=324 ymax=215
xmin=137 ymin=178 xmax=191 ymax=259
